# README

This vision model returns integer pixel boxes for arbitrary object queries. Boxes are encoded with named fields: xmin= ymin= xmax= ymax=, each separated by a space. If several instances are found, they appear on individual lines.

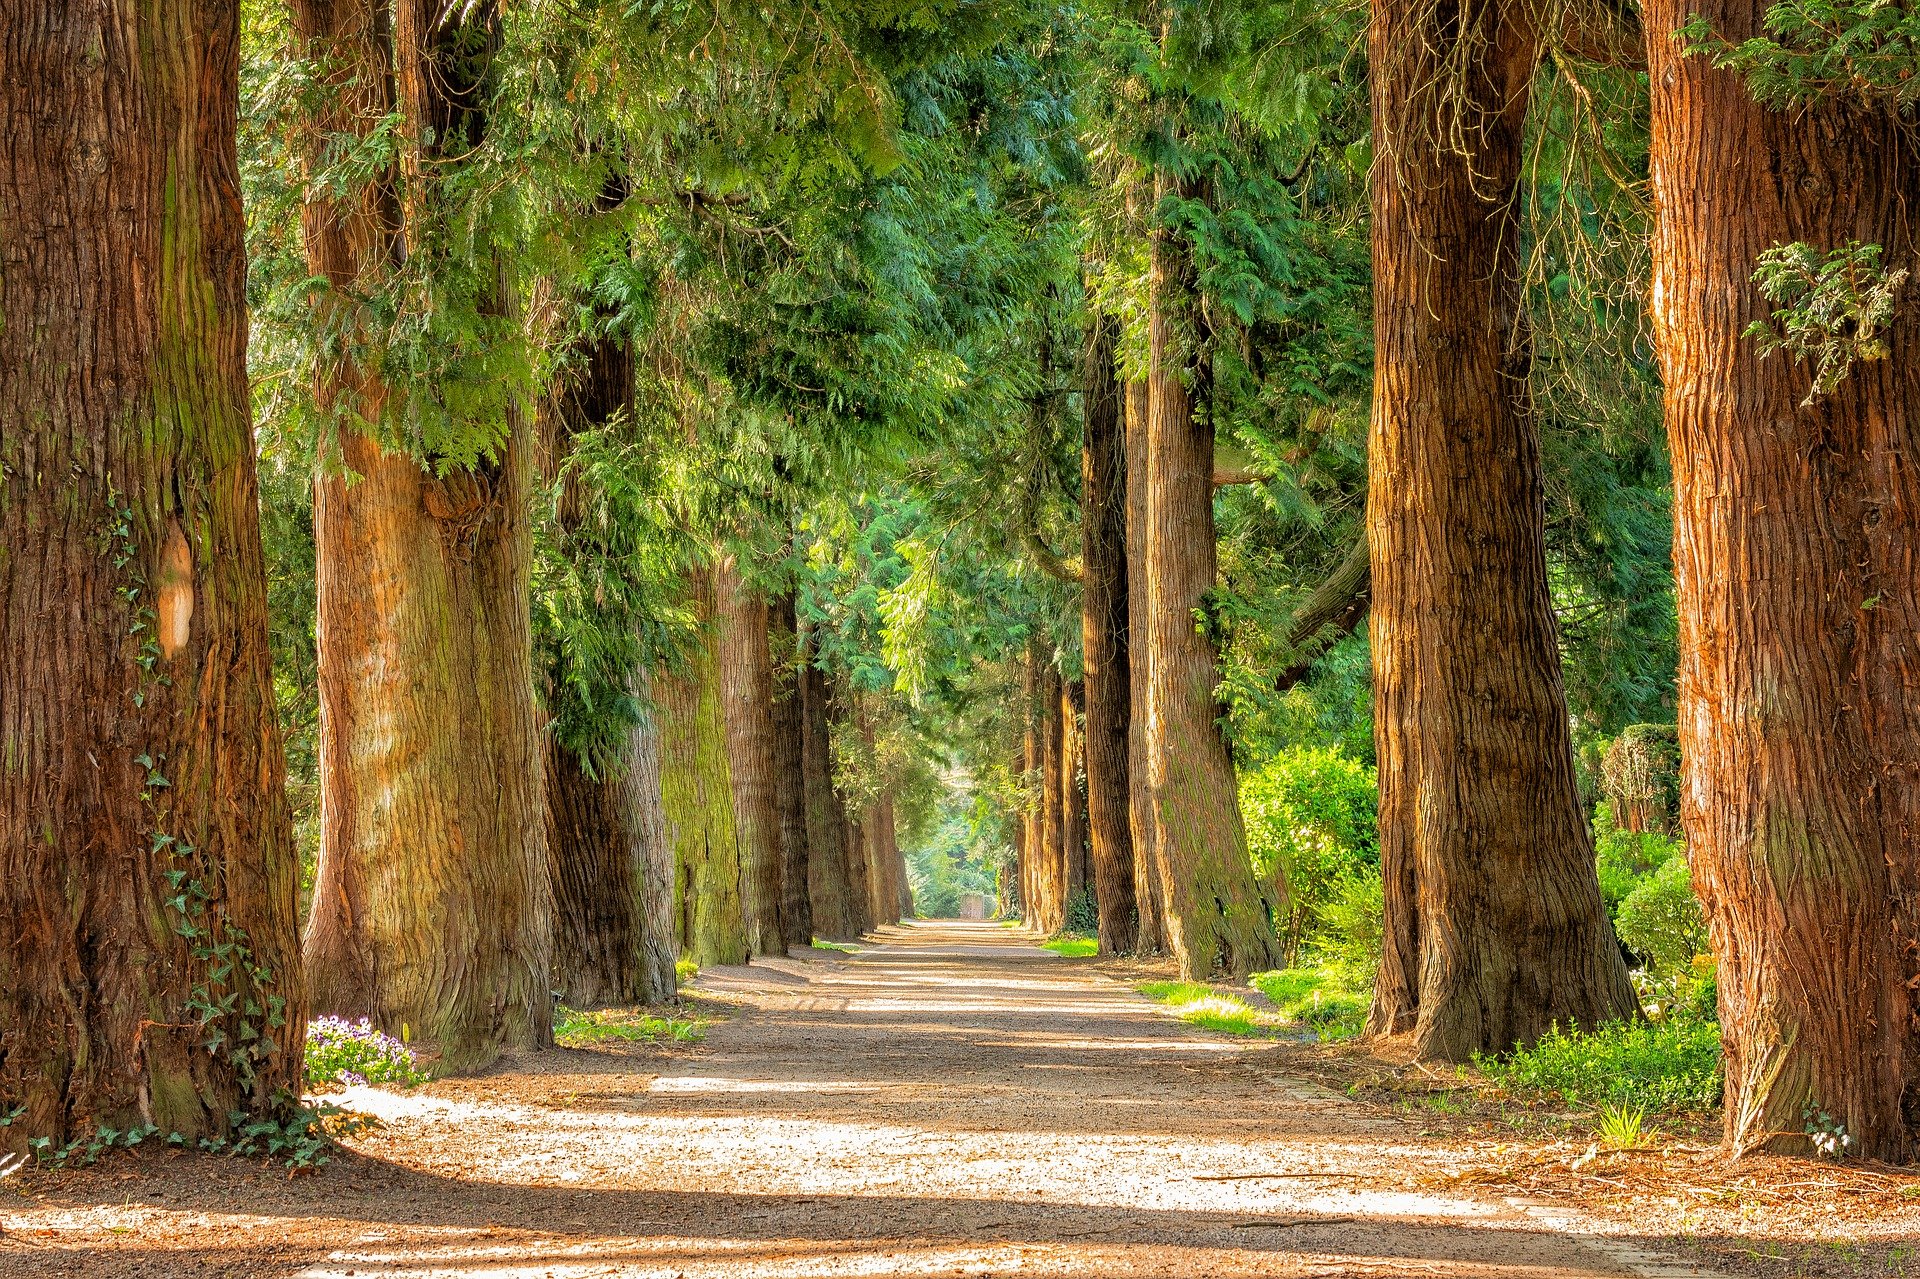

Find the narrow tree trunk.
xmin=1082 ymin=314 xmax=1139 ymax=953
xmin=769 ymin=593 xmax=812 ymax=949
xmin=1124 ymin=377 xmax=1167 ymax=955
xmin=658 ymin=570 xmax=748 ymax=967
xmin=1365 ymin=0 xmax=1635 ymax=1057
xmin=1645 ymin=0 xmax=1920 ymax=1159
xmin=716 ymin=556 xmax=787 ymax=956
xmin=800 ymin=634 xmax=856 ymax=939
xmin=0 ymin=0 xmax=305 ymax=1143
xmin=1144 ymin=176 xmax=1285 ymax=979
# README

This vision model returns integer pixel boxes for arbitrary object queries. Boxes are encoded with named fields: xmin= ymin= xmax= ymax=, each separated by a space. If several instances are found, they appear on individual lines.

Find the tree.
xmin=0 ymin=0 xmax=305 ymax=1143
xmin=1645 ymin=0 xmax=1920 ymax=1158
xmin=1142 ymin=172 xmax=1285 ymax=978
xmin=717 ymin=555 xmax=789 ymax=956
xmin=1364 ymin=0 xmax=1636 ymax=1057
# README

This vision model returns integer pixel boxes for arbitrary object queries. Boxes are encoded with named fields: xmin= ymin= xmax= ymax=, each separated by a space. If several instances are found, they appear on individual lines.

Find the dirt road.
xmin=1 ymin=920 xmax=1719 ymax=1278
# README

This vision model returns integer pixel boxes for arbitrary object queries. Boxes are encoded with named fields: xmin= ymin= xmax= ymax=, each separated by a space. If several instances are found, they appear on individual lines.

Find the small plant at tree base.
xmin=1804 ymin=1102 xmax=1856 ymax=1159
xmin=305 ymin=1016 xmax=427 ymax=1088
xmin=1745 ymin=240 xmax=1907 ymax=404
xmin=1595 ymin=1100 xmax=1653 ymax=1150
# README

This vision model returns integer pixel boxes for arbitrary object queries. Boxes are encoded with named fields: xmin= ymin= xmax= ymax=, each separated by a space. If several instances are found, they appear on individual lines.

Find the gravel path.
xmin=1 ymin=919 xmax=1690 ymax=1278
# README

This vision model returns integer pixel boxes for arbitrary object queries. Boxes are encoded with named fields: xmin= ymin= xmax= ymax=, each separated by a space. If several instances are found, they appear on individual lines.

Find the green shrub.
xmin=1475 ymin=1017 xmax=1723 ymax=1113
xmin=1251 ymin=965 xmax=1369 ymax=1039
xmin=1241 ymin=747 xmax=1378 ymax=961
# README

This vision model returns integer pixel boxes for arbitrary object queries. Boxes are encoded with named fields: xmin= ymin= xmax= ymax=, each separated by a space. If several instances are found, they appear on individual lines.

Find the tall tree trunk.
xmin=1144 ymin=176 xmax=1284 ymax=979
xmin=1366 ymin=0 xmax=1635 ymax=1058
xmin=537 ymin=271 xmax=674 ymax=1008
xmin=800 ymin=634 xmax=856 ymax=939
xmin=658 ymin=570 xmax=747 ymax=967
xmin=1124 ymin=377 xmax=1167 ymax=954
xmin=296 ymin=0 xmax=552 ymax=1073
xmin=769 ymin=593 xmax=813 ymax=948
xmin=1082 ymin=314 xmax=1139 ymax=954
xmin=716 ymin=556 xmax=787 ymax=956
xmin=1062 ymin=679 xmax=1090 ymax=908
xmin=0 ymin=0 xmax=305 ymax=1144
xmin=1645 ymin=0 xmax=1920 ymax=1159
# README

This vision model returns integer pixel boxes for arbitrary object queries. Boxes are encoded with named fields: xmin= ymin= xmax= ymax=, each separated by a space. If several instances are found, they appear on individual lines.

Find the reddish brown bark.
xmin=1143 ymin=176 xmax=1284 ymax=979
xmin=297 ymin=0 xmax=552 ymax=1073
xmin=1365 ymin=0 xmax=1636 ymax=1058
xmin=1081 ymin=315 xmax=1139 ymax=953
xmin=769 ymin=594 xmax=813 ymax=948
xmin=0 ymin=0 xmax=305 ymax=1143
xmin=1123 ymin=377 xmax=1167 ymax=955
xmin=1645 ymin=0 xmax=1920 ymax=1158
xmin=716 ymin=557 xmax=788 ymax=957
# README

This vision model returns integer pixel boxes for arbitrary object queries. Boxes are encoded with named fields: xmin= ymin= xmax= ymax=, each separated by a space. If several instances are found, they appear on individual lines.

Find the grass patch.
xmin=810 ymin=938 xmax=859 ymax=953
xmin=554 ymin=1006 xmax=705 ymax=1047
xmin=1041 ymin=935 xmax=1097 ymax=957
xmin=1474 ymin=1016 xmax=1722 ymax=1114
xmin=1250 ymin=965 xmax=1369 ymax=1040
xmin=1136 ymin=981 xmax=1274 ymax=1037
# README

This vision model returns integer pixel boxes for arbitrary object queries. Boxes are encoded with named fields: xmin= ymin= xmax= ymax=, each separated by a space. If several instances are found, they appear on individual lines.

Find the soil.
xmin=1 ymin=920 xmax=1912 ymax=1278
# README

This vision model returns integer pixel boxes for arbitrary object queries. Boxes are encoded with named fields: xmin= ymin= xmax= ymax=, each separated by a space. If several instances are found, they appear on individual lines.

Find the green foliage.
xmin=304 ymin=1016 xmax=427 ymax=1089
xmin=1240 ymin=747 xmax=1377 ymax=962
xmin=1745 ymin=240 xmax=1909 ymax=404
xmin=554 ymin=1007 xmax=706 ymax=1046
xmin=1684 ymin=0 xmax=1920 ymax=113
xmin=1250 ymin=966 xmax=1369 ymax=1039
xmin=1475 ymin=1018 xmax=1724 ymax=1113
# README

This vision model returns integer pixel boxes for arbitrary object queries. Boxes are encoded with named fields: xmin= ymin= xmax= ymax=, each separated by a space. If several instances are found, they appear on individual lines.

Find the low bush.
xmin=305 ymin=1016 xmax=427 ymax=1088
xmin=1250 ymin=966 xmax=1369 ymax=1040
xmin=1474 ymin=1016 xmax=1723 ymax=1113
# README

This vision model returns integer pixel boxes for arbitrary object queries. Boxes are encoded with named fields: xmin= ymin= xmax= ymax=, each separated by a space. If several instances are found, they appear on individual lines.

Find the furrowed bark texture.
xmin=297 ymin=0 xmax=552 ymax=1072
xmin=1144 ymin=178 xmax=1285 ymax=979
xmin=1082 ymin=315 xmax=1139 ymax=954
xmin=658 ymin=572 xmax=748 ymax=968
xmin=538 ymin=286 xmax=674 ymax=1008
xmin=1645 ymin=0 xmax=1920 ymax=1159
xmin=1124 ymin=378 xmax=1166 ymax=955
xmin=1366 ymin=0 xmax=1636 ymax=1058
xmin=800 ymin=636 xmax=857 ymax=939
xmin=769 ymin=594 xmax=813 ymax=948
xmin=716 ymin=557 xmax=788 ymax=956
xmin=0 ymin=0 xmax=305 ymax=1143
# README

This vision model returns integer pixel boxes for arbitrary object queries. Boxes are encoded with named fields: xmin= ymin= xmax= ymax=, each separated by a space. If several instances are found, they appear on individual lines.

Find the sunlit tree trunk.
xmin=1124 ymin=378 xmax=1166 ymax=954
xmin=1366 ymin=0 xmax=1635 ymax=1058
xmin=298 ymin=0 xmax=551 ymax=1071
xmin=800 ymin=631 xmax=856 ymax=939
xmin=1645 ymin=0 xmax=1920 ymax=1159
xmin=769 ymin=593 xmax=813 ymax=949
xmin=716 ymin=556 xmax=787 ymax=956
xmin=658 ymin=570 xmax=747 ymax=967
xmin=1144 ymin=175 xmax=1284 ymax=979
xmin=0 ymin=0 xmax=305 ymax=1143
xmin=1082 ymin=315 xmax=1139 ymax=953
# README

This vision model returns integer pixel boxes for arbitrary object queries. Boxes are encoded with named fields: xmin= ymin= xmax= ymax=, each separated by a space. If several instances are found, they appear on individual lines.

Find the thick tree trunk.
xmin=1365 ymin=0 xmax=1635 ymax=1058
xmin=544 ymin=694 xmax=675 ymax=1006
xmin=1645 ymin=0 xmax=1920 ymax=1159
xmin=1143 ymin=178 xmax=1284 ymax=979
xmin=1082 ymin=316 xmax=1139 ymax=954
xmin=296 ymin=0 xmax=551 ymax=1073
xmin=1124 ymin=378 xmax=1167 ymax=955
xmin=800 ymin=635 xmax=857 ymax=939
xmin=658 ymin=571 xmax=748 ymax=967
xmin=0 ymin=0 xmax=305 ymax=1144
xmin=716 ymin=557 xmax=787 ymax=956
xmin=769 ymin=594 xmax=813 ymax=949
